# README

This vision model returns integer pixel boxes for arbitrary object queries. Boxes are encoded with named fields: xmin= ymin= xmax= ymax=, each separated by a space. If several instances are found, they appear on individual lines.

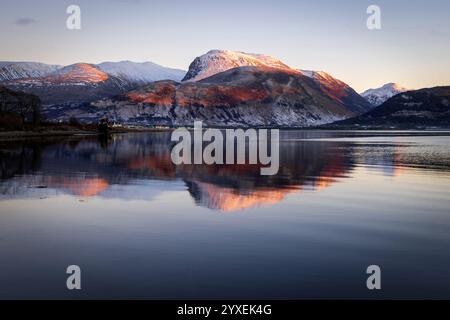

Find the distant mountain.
xmin=329 ymin=86 xmax=450 ymax=129
xmin=182 ymin=50 xmax=291 ymax=82
xmin=46 ymin=65 xmax=360 ymax=127
xmin=299 ymin=70 xmax=373 ymax=114
xmin=361 ymin=83 xmax=409 ymax=106
xmin=0 ymin=61 xmax=185 ymax=104
xmin=97 ymin=61 xmax=185 ymax=84
xmin=5 ymin=63 xmax=132 ymax=104
xmin=42 ymin=63 xmax=111 ymax=84
xmin=0 ymin=60 xmax=185 ymax=84
xmin=0 ymin=62 xmax=62 ymax=82
xmin=1 ymin=61 xmax=186 ymax=104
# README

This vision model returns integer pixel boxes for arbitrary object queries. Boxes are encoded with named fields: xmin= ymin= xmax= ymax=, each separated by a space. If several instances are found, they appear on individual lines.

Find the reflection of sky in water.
xmin=0 ymin=131 xmax=450 ymax=299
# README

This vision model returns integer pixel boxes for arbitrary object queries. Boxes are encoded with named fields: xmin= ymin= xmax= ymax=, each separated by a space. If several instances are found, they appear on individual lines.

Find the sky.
xmin=0 ymin=0 xmax=449 ymax=92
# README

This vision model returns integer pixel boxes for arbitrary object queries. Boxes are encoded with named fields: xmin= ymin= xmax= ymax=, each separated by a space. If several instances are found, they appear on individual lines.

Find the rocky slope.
xmin=300 ymin=70 xmax=373 ymax=114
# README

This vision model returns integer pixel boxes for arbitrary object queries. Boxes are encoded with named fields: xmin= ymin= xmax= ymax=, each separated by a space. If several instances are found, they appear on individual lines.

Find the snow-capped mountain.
xmin=182 ymin=50 xmax=291 ymax=82
xmin=0 ymin=60 xmax=185 ymax=86
xmin=361 ymin=83 xmax=409 ymax=106
xmin=46 ymin=65 xmax=359 ymax=127
xmin=2 ymin=61 xmax=186 ymax=104
xmin=6 ymin=63 xmax=132 ymax=104
xmin=32 ymin=50 xmax=376 ymax=126
xmin=180 ymin=50 xmax=372 ymax=114
xmin=97 ymin=61 xmax=185 ymax=84
xmin=0 ymin=62 xmax=62 ymax=82
xmin=2 ymin=50 xmax=391 ymax=127
xmin=299 ymin=70 xmax=373 ymax=114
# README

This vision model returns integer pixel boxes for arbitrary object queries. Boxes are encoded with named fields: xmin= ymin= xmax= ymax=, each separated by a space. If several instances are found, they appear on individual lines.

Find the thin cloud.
xmin=13 ymin=18 xmax=37 ymax=26
xmin=110 ymin=0 xmax=142 ymax=4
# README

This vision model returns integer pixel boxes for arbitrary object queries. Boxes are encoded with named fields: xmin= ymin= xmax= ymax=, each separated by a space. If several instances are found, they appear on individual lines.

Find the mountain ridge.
xmin=329 ymin=86 xmax=450 ymax=129
xmin=0 ymin=60 xmax=186 ymax=84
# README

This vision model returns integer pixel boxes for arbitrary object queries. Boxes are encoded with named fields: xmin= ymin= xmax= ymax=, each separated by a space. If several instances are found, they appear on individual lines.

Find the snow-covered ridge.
xmin=182 ymin=50 xmax=291 ymax=82
xmin=97 ymin=61 xmax=186 ymax=83
xmin=0 ymin=60 xmax=186 ymax=84
xmin=361 ymin=83 xmax=409 ymax=106
xmin=300 ymin=70 xmax=346 ymax=86
xmin=0 ymin=62 xmax=62 ymax=81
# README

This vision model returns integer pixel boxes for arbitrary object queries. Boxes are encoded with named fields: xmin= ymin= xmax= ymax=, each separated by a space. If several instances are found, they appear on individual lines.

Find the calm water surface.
xmin=0 ymin=130 xmax=450 ymax=299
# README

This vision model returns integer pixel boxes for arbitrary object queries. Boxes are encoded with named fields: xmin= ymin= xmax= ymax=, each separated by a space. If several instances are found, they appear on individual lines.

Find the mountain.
xmin=182 ymin=50 xmax=291 ymax=82
xmin=97 ymin=61 xmax=186 ymax=84
xmin=299 ymin=70 xmax=373 ymax=114
xmin=0 ymin=62 xmax=62 ymax=82
xmin=48 ymin=65 xmax=359 ymax=127
xmin=361 ymin=83 xmax=409 ymax=106
xmin=1 ymin=61 xmax=186 ymax=104
xmin=0 ymin=51 xmax=386 ymax=127
xmin=0 ymin=61 xmax=185 ymax=84
xmin=181 ymin=50 xmax=372 ymax=114
xmin=329 ymin=86 xmax=450 ymax=129
xmin=5 ymin=63 xmax=132 ymax=104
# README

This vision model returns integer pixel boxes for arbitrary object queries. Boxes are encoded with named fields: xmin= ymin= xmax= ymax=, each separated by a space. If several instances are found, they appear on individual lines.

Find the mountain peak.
xmin=382 ymin=82 xmax=407 ymax=90
xmin=182 ymin=50 xmax=291 ymax=82
xmin=361 ymin=82 xmax=410 ymax=106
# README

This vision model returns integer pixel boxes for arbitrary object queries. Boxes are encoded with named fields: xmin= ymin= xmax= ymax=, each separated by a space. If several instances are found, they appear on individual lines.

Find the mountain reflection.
xmin=1 ymin=132 xmax=357 ymax=211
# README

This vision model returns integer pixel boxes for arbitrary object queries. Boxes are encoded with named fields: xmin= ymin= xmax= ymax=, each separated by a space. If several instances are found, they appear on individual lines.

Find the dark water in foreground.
xmin=0 ymin=130 xmax=450 ymax=299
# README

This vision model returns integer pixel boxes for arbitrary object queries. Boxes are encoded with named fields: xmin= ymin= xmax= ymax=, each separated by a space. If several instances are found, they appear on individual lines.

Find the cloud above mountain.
xmin=13 ymin=18 xmax=37 ymax=26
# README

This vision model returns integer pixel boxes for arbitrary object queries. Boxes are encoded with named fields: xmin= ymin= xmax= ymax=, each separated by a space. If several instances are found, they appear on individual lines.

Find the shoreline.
xmin=0 ymin=127 xmax=175 ymax=141
xmin=0 ymin=130 xmax=98 ymax=141
xmin=2 ymin=126 xmax=450 ymax=142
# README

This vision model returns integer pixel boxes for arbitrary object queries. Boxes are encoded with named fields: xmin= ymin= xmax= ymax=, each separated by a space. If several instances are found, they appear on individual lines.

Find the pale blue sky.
xmin=0 ymin=0 xmax=449 ymax=91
